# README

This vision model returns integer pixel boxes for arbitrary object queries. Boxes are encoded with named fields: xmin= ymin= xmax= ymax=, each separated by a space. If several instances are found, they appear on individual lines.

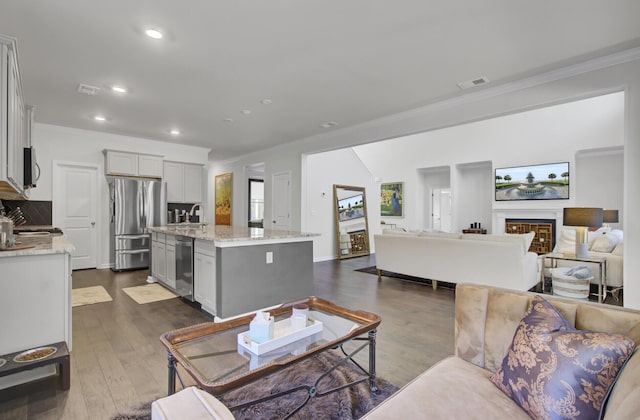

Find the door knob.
xmin=272 ymin=220 xmax=276 ymax=223
xmin=91 ymin=222 xmax=96 ymax=226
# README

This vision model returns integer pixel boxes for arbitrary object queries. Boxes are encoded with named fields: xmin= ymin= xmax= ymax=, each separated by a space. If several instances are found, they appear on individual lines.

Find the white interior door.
xmin=432 ymin=188 xmax=452 ymax=232
xmin=271 ymin=171 xmax=291 ymax=230
xmin=53 ymin=162 xmax=98 ymax=270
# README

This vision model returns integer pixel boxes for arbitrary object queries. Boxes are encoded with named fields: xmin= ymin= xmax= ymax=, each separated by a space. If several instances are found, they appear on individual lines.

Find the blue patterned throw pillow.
xmin=490 ymin=296 xmax=635 ymax=420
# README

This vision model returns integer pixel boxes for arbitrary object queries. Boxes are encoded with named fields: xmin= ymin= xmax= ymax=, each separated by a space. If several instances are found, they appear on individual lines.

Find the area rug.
xmin=72 ymin=285 xmax=113 ymax=307
xmin=122 ymin=283 xmax=178 ymax=304
xmin=113 ymin=352 xmax=399 ymax=420
xmin=355 ymin=266 xmax=454 ymax=289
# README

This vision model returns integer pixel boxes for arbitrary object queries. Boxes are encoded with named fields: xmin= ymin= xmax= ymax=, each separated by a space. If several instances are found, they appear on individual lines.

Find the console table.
xmin=541 ymin=253 xmax=607 ymax=303
xmin=462 ymin=229 xmax=487 ymax=234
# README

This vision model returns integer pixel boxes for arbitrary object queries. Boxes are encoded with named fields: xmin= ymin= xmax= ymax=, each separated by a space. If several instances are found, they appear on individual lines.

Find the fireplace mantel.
xmin=494 ymin=208 xmax=563 ymax=238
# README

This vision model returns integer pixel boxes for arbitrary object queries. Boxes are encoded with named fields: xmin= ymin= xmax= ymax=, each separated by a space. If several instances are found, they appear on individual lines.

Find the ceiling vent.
xmin=456 ymin=76 xmax=489 ymax=90
xmin=77 ymin=83 xmax=101 ymax=95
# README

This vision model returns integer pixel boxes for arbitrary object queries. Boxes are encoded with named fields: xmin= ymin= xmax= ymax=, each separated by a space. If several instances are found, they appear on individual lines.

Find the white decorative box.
xmin=237 ymin=317 xmax=323 ymax=355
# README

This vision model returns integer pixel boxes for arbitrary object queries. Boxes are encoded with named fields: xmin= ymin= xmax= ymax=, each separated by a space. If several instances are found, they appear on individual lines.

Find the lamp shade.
xmin=603 ymin=209 xmax=619 ymax=223
xmin=563 ymin=207 xmax=603 ymax=227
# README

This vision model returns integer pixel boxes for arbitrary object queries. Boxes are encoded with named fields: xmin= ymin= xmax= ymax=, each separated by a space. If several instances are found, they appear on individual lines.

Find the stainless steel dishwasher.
xmin=175 ymin=236 xmax=195 ymax=301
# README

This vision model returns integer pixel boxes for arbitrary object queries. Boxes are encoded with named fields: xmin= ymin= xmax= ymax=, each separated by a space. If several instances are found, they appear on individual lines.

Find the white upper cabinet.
xmin=163 ymin=161 xmax=203 ymax=203
xmin=104 ymin=150 xmax=163 ymax=178
xmin=0 ymin=35 xmax=28 ymax=199
xmin=183 ymin=163 xmax=203 ymax=203
xmin=138 ymin=154 xmax=163 ymax=178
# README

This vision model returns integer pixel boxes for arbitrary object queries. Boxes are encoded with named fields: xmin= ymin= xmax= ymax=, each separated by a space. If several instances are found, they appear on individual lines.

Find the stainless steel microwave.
xmin=24 ymin=147 xmax=39 ymax=188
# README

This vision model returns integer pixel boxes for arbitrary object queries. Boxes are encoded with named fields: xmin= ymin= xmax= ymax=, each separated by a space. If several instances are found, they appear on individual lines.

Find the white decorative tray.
xmin=237 ymin=317 xmax=323 ymax=355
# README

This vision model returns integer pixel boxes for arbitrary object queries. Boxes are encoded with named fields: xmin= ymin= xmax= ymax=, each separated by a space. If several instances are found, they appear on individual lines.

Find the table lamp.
xmin=563 ymin=207 xmax=603 ymax=258
xmin=603 ymin=209 xmax=619 ymax=227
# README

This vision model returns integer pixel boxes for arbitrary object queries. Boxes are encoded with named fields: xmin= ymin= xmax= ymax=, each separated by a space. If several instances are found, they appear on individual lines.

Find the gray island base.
xmin=148 ymin=226 xmax=317 ymax=319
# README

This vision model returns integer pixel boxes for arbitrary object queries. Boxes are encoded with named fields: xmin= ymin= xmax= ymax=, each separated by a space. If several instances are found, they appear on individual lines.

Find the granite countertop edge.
xmin=147 ymin=226 xmax=319 ymax=242
xmin=0 ymin=235 xmax=76 ymax=258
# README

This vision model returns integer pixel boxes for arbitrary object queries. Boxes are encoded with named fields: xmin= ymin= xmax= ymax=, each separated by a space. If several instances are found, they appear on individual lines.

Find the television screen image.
xmin=495 ymin=162 xmax=569 ymax=201
xmin=338 ymin=194 xmax=365 ymax=221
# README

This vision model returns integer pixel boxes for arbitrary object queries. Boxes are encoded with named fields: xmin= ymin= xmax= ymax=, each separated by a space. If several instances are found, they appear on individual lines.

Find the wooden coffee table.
xmin=160 ymin=297 xmax=381 ymax=415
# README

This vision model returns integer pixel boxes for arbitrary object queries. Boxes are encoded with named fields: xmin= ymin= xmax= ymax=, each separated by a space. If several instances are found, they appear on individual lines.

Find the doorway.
xmin=53 ymin=161 xmax=99 ymax=270
xmin=432 ymin=188 xmax=452 ymax=232
xmin=248 ymin=179 xmax=264 ymax=228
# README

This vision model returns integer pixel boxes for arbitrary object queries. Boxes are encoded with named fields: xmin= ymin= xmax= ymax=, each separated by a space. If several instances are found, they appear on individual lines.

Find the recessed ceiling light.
xmin=241 ymin=110 xmax=252 ymax=115
xmin=145 ymin=28 xmax=163 ymax=39
xmin=169 ymin=129 xmax=181 ymax=135
xmin=94 ymin=115 xmax=107 ymax=122
xmin=111 ymin=86 xmax=127 ymax=94
xmin=320 ymin=121 xmax=338 ymax=128
xmin=260 ymin=99 xmax=272 ymax=105
xmin=223 ymin=118 xmax=234 ymax=123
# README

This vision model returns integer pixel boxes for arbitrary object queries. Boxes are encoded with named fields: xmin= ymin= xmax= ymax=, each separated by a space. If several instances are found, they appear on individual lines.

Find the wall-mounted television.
xmin=338 ymin=194 xmax=365 ymax=221
xmin=495 ymin=162 xmax=569 ymax=201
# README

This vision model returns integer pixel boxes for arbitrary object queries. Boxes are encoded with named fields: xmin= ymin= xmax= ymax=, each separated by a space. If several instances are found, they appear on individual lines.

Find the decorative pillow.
xmin=490 ymin=296 xmax=635 ymax=420
xmin=590 ymin=234 xmax=620 ymax=253
xmin=555 ymin=228 xmax=612 ymax=254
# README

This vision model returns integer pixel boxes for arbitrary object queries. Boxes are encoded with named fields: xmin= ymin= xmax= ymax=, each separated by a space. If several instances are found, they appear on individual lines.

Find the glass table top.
xmin=161 ymin=297 xmax=380 ymax=394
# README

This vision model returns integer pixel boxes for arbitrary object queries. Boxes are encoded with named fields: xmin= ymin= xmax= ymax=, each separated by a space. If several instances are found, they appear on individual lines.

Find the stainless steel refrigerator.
xmin=109 ymin=178 xmax=166 ymax=271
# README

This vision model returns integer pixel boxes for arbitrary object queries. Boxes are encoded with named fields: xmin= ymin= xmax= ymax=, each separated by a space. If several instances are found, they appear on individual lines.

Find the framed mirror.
xmin=333 ymin=184 xmax=370 ymax=259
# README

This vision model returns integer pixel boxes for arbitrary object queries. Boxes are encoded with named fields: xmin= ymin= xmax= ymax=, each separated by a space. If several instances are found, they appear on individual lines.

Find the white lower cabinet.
xmin=151 ymin=233 xmax=167 ymax=283
xmin=165 ymin=243 xmax=176 ymax=289
xmin=194 ymin=239 xmax=216 ymax=315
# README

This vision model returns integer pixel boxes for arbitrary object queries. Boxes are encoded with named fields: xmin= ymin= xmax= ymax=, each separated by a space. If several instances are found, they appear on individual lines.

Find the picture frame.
xmin=380 ymin=182 xmax=404 ymax=218
xmin=215 ymin=172 xmax=233 ymax=225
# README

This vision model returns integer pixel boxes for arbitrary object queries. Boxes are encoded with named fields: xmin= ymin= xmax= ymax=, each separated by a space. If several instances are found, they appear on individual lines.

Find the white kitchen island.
xmin=0 ymin=234 xmax=74 ymax=388
xmin=148 ymin=225 xmax=317 ymax=319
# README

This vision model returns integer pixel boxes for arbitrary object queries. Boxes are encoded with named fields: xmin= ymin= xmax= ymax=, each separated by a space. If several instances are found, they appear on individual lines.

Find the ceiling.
xmin=2 ymin=1 xmax=640 ymax=161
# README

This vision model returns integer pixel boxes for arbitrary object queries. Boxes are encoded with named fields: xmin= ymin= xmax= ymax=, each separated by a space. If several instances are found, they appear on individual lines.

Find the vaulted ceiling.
xmin=2 ymin=1 xmax=640 ymax=160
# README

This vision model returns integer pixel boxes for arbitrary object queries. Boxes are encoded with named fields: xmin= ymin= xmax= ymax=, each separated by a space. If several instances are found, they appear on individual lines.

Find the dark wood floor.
xmin=0 ymin=255 xmax=456 ymax=419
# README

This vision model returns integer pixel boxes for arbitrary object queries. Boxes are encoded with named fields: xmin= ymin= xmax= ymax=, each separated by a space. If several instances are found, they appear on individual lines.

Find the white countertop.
xmin=147 ymin=225 xmax=318 ymax=243
xmin=0 ymin=234 xmax=75 ymax=257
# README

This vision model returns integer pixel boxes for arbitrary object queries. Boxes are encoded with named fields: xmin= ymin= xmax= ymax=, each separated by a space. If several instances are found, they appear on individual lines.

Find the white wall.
xmin=304 ymin=148 xmax=377 ymax=261
xmin=575 ymin=147 xmax=624 ymax=228
xmin=31 ymin=123 xmax=210 ymax=268
xmin=349 ymin=92 xmax=624 ymax=231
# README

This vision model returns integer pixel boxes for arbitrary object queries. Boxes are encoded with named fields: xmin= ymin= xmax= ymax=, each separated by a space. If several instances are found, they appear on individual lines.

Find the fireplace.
xmin=494 ymin=208 xmax=563 ymax=254
xmin=505 ymin=218 xmax=556 ymax=254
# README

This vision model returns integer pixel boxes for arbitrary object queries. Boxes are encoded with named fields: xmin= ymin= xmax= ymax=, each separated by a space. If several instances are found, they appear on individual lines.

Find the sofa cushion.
xmin=151 ymin=386 xmax=235 ymax=420
xmin=461 ymin=232 xmax=533 ymax=255
xmin=418 ymin=231 xmax=461 ymax=239
xmin=591 ymin=234 xmax=620 ymax=253
xmin=612 ymin=243 xmax=623 ymax=256
xmin=361 ymin=356 xmax=531 ymax=420
xmin=603 ymin=349 xmax=640 ymax=419
xmin=382 ymin=228 xmax=418 ymax=236
xmin=490 ymin=296 xmax=635 ymax=420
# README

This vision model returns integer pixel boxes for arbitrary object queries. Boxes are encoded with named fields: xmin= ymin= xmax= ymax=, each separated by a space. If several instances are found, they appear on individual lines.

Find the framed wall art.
xmin=380 ymin=182 xmax=404 ymax=217
xmin=215 ymin=172 xmax=233 ymax=225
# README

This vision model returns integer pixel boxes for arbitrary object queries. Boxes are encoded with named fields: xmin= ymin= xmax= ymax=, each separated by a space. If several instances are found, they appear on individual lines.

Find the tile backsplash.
xmin=1 ymin=200 xmax=52 ymax=226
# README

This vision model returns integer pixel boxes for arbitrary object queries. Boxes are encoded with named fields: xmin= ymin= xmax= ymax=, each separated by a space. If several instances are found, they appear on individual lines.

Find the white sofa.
xmin=546 ymin=227 xmax=624 ymax=290
xmin=374 ymin=230 xmax=540 ymax=291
